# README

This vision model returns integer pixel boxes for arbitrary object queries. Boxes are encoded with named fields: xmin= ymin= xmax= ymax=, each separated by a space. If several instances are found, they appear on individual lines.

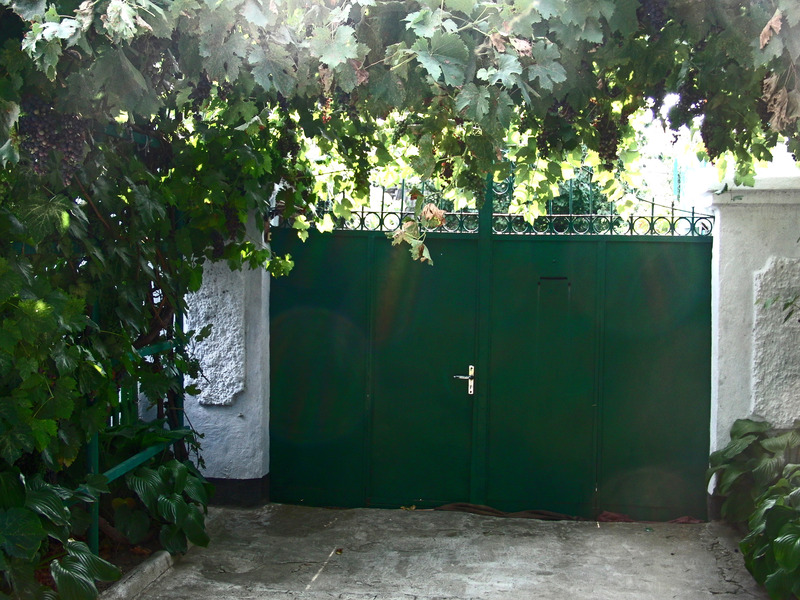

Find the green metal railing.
xmin=85 ymin=339 xmax=186 ymax=554
xmin=297 ymin=178 xmax=714 ymax=237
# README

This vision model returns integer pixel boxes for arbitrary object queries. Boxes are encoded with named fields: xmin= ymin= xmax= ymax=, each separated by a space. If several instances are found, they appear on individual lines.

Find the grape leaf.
xmin=9 ymin=0 xmax=46 ymax=20
xmin=456 ymin=83 xmax=491 ymax=121
xmin=249 ymin=45 xmax=296 ymax=97
xmin=310 ymin=26 xmax=362 ymax=68
xmin=411 ymin=31 xmax=469 ymax=86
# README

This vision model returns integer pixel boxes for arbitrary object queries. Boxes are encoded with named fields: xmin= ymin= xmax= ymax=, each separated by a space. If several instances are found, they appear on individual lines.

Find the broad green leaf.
xmin=404 ymin=9 xmax=439 ymax=38
xmin=765 ymin=567 xmax=795 ymax=598
xmin=0 ymin=507 xmax=45 ymax=559
xmin=126 ymin=467 xmax=167 ymax=512
xmin=240 ymin=0 xmax=271 ymax=28
xmin=25 ymin=482 xmax=71 ymax=528
xmin=182 ymin=474 xmax=210 ymax=506
xmin=51 ymin=556 xmax=97 ymax=600
xmin=730 ymin=419 xmax=772 ymax=439
xmin=411 ymin=31 xmax=469 ymax=86
xmin=182 ymin=504 xmax=210 ymax=547
xmin=157 ymin=492 xmax=189 ymax=525
xmin=159 ymin=523 xmax=188 ymax=554
xmin=310 ymin=25 xmax=361 ymax=68
xmin=161 ymin=460 xmax=189 ymax=493
xmin=249 ymin=45 xmax=296 ymax=97
xmin=774 ymin=523 xmax=800 ymax=571
xmin=455 ymin=84 xmax=491 ymax=121
xmin=492 ymin=53 xmax=523 ymax=87
xmin=65 ymin=540 xmax=120 ymax=582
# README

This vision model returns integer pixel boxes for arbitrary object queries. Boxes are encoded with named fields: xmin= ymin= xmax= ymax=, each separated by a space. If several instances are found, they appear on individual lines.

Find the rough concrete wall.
xmin=711 ymin=177 xmax=800 ymax=450
xmin=184 ymin=259 xmax=270 ymax=480
xmin=752 ymin=257 xmax=800 ymax=427
xmin=186 ymin=264 xmax=245 ymax=406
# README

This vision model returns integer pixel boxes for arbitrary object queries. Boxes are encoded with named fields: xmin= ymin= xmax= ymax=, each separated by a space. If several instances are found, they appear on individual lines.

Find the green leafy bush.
xmin=708 ymin=419 xmax=800 ymax=524
xmin=709 ymin=419 xmax=800 ymax=599
xmin=740 ymin=465 xmax=800 ymax=599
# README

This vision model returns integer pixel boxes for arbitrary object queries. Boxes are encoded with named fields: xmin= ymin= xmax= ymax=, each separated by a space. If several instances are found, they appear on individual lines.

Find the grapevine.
xmin=18 ymin=96 xmax=87 ymax=184
xmin=637 ymin=0 xmax=668 ymax=32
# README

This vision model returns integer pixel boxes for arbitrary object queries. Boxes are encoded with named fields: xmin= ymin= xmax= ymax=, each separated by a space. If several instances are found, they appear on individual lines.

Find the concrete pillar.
xmin=184 ymin=258 xmax=270 ymax=505
xmin=711 ymin=176 xmax=800 ymax=451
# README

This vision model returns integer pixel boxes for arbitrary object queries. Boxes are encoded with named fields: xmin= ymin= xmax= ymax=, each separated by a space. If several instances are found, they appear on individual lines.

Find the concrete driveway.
xmin=122 ymin=504 xmax=767 ymax=600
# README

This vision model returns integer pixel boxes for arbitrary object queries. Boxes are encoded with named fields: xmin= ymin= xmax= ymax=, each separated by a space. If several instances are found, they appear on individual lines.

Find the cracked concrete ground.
xmin=132 ymin=504 xmax=768 ymax=600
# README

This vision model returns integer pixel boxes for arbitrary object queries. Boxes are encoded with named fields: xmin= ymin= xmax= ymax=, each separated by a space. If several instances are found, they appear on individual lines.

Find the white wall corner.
xmin=711 ymin=183 xmax=800 ymax=449
xmin=752 ymin=257 xmax=800 ymax=428
xmin=183 ymin=231 xmax=271 ymax=480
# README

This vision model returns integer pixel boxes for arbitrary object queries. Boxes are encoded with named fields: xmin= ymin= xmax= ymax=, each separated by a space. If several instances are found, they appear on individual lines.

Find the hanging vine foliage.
xmin=0 ymin=0 xmax=798 ymax=598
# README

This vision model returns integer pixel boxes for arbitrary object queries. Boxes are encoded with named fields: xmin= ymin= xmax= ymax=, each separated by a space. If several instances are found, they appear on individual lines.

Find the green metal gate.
xmin=269 ymin=185 xmax=712 ymax=521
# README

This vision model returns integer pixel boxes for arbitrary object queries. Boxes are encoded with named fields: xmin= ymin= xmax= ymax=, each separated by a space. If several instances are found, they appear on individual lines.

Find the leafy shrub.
xmin=709 ymin=419 xmax=800 ymax=599
xmin=740 ymin=465 xmax=800 ymax=599
xmin=708 ymin=419 xmax=800 ymax=523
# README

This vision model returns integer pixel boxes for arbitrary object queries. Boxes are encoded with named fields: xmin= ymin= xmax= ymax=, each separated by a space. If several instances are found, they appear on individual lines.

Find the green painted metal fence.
xmin=270 ymin=184 xmax=712 ymax=521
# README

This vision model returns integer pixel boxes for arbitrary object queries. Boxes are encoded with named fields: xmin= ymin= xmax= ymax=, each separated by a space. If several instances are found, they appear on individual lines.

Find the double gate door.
xmin=270 ymin=226 xmax=711 ymax=520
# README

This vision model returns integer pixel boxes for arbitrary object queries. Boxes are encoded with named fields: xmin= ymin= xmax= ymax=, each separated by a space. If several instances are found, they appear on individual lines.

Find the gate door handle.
xmin=453 ymin=365 xmax=475 ymax=395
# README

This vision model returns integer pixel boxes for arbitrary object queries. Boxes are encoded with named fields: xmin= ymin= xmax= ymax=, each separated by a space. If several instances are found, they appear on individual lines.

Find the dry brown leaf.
xmin=760 ymin=9 xmax=783 ymax=49
xmin=421 ymin=202 xmax=445 ymax=227
xmin=510 ymin=37 xmax=532 ymax=57
xmin=318 ymin=65 xmax=333 ymax=94
xmin=350 ymin=59 xmax=369 ymax=86
xmin=489 ymin=32 xmax=506 ymax=53
xmin=762 ymin=73 xmax=799 ymax=131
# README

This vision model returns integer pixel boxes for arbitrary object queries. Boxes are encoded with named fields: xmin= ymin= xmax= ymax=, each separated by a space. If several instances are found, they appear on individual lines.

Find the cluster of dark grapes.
xmin=18 ymin=96 xmax=86 ymax=183
xmin=593 ymin=112 xmax=619 ymax=168
xmin=189 ymin=72 xmax=212 ymax=113
xmin=755 ymin=97 xmax=772 ymax=130
xmin=700 ymin=114 xmax=727 ymax=160
xmin=670 ymin=72 xmax=706 ymax=126
xmin=637 ymin=0 xmax=668 ymax=32
xmin=536 ymin=118 xmax=560 ymax=158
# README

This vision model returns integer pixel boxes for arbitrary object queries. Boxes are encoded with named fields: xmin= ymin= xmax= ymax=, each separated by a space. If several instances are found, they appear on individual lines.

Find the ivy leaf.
xmin=492 ymin=53 xmax=523 ymax=87
xmin=411 ymin=31 xmax=469 ymax=86
xmin=249 ymin=44 xmax=297 ymax=97
xmin=404 ymin=9 xmax=439 ymax=38
xmin=527 ymin=41 xmax=567 ymax=91
xmin=456 ymin=83 xmax=491 ymax=121
xmin=0 ymin=507 xmax=45 ymax=560
xmin=310 ymin=25 xmax=362 ymax=68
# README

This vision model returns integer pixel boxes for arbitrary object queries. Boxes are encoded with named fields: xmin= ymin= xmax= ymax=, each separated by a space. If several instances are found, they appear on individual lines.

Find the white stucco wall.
xmin=711 ymin=175 xmax=800 ymax=450
xmin=184 ymin=259 xmax=270 ymax=480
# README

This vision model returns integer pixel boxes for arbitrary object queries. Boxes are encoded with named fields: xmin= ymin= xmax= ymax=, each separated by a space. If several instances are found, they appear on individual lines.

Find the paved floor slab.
xmin=134 ymin=504 xmax=767 ymax=600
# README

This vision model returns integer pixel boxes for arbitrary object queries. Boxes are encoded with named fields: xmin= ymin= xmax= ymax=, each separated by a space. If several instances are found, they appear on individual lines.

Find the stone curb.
xmin=99 ymin=550 xmax=175 ymax=600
